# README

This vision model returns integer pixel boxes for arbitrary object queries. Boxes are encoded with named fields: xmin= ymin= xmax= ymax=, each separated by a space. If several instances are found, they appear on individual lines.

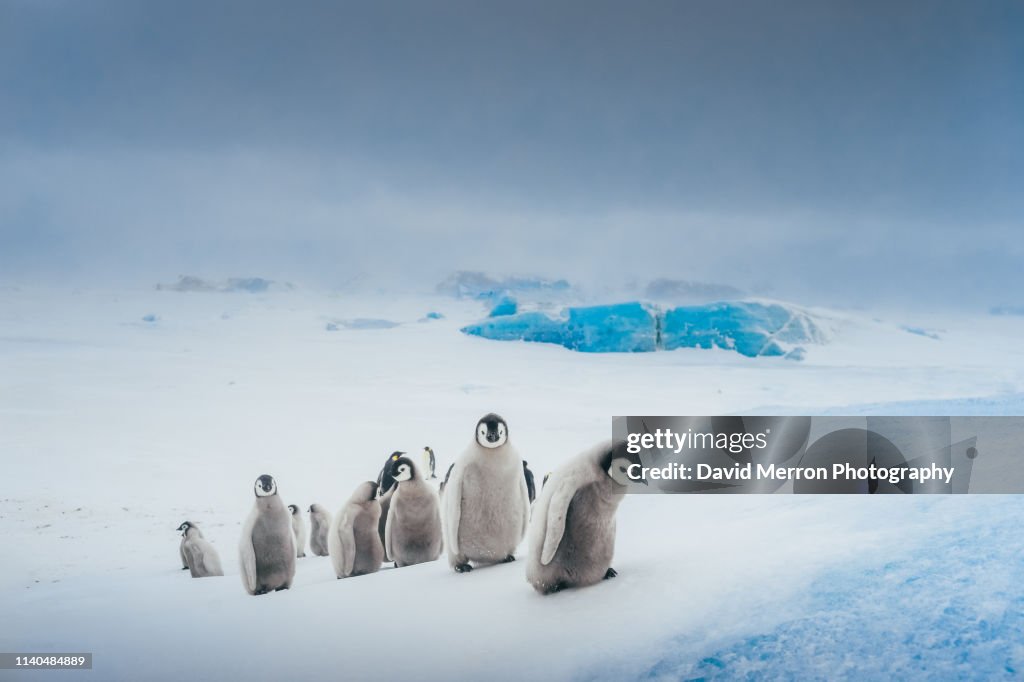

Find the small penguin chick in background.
xmin=177 ymin=520 xmax=202 ymax=570
xmin=308 ymin=504 xmax=331 ymax=556
xmin=329 ymin=481 xmax=385 ymax=578
xmin=287 ymin=504 xmax=307 ymax=558
xmin=422 ymin=446 xmax=437 ymax=479
xmin=239 ymin=474 xmax=296 ymax=595
xmin=526 ymin=440 xmax=644 ymax=595
xmin=178 ymin=521 xmax=224 ymax=578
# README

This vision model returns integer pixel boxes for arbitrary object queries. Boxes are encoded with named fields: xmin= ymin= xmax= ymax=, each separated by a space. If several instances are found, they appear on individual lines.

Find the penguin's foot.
xmin=543 ymin=581 xmax=567 ymax=595
xmin=275 ymin=585 xmax=289 ymax=592
xmin=254 ymin=588 xmax=268 ymax=596
xmin=604 ymin=567 xmax=618 ymax=580
xmin=454 ymin=563 xmax=474 ymax=573
xmin=394 ymin=561 xmax=399 ymax=569
xmin=501 ymin=554 xmax=516 ymax=563
xmin=181 ymin=567 xmax=189 ymax=571
xmin=298 ymin=553 xmax=306 ymax=558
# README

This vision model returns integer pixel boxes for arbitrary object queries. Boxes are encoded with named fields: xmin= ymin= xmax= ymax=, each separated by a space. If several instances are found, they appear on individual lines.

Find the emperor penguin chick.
xmin=385 ymin=457 xmax=443 ymax=567
xmin=239 ymin=475 xmax=296 ymax=595
xmin=177 ymin=520 xmax=202 ymax=570
xmin=287 ymin=504 xmax=307 ymax=558
xmin=526 ymin=441 xmax=642 ymax=594
xmin=329 ymin=481 xmax=385 ymax=578
xmin=179 ymin=521 xmax=224 ymax=578
xmin=308 ymin=504 xmax=331 ymax=556
xmin=443 ymin=413 xmax=531 ymax=572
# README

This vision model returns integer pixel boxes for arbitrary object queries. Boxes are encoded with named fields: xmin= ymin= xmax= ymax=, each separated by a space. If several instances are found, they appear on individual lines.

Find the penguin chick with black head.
xmin=287 ymin=504 xmax=307 ymax=558
xmin=526 ymin=440 xmax=644 ymax=595
xmin=443 ymin=413 xmax=531 ymax=573
xmin=375 ymin=451 xmax=404 ymax=561
xmin=308 ymin=504 xmax=331 ymax=556
xmin=239 ymin=475 xmax=296 ymax=595
xmin=177 ymin=520 xmax=202 ymax=570
xmin=385 ymin=456 xmax=443 ymax=567
xmin=329 ymin=481 xmax=385 ymax=578
xmin=178 ymin=521 xmax=224 ymax=578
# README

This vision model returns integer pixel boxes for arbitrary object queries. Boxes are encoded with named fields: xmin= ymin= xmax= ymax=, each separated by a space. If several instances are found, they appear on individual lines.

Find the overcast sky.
xmin=1 ymin=0 xmax=1021 ymax=307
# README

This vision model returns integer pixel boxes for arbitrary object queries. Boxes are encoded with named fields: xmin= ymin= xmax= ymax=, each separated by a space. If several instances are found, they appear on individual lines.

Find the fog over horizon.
xmin=1 ymin=1 xmax=1021 ymax=310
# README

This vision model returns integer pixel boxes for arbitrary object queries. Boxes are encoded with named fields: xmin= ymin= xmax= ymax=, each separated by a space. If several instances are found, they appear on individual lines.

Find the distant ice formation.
xmin=462 ymin=301 xmax=826 ymax=358
xmin=644 ymin=278 xmax=745 ymax=302
xmin=436 ymin=271 xmax=570 ymax=300
xmin=156 ymin=276 xmax=285 ymax=293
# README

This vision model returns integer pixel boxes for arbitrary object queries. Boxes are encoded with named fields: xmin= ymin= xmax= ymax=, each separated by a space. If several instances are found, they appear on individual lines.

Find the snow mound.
xmin=436 ymin=271 xmax=570 ymax=300
xmin=325 ymin=318 xmax=400 ymax=331
xmin=462 ymin=301 xmax=825 ymax=357
xmin=156 ymin=276 xmax=287 ymax=293
xmin=638 ymin=503 xmax=1024 ymax=681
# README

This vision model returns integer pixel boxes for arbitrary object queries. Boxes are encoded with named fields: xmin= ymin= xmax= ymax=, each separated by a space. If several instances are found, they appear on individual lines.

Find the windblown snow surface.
xmin=2 ymin=285 xmax=1024 ymax=681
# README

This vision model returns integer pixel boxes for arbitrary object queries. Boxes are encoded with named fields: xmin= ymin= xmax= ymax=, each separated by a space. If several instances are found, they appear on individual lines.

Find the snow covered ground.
xmin=1 ymin=284 xmax=1023 ymax=681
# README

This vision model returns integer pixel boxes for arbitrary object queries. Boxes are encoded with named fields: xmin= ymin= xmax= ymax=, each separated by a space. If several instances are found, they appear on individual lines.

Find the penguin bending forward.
xmin=385 ymin=456 xmax=443 ymax=567
xmin=329 ymin=481 xmax=385 ymax=578
xmin=308 ymin=504 xmax=331 ymax=556
xmin=526 ymin=440 xmax=642 ymax=594
xmin=287 ymin=504 xmax=308 ymax=558
xmin=443 ymin=413 xmax=530 ymax=572
xmin=240 ymin=475 xmax=296 ymax=595
xmin=178 ymin=521 xmax=224 ymax=578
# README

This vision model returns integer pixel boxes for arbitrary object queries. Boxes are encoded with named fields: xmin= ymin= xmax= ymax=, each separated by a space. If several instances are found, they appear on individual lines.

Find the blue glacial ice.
xmin=488 ymin=296 xmax=519 ymax=317
xmin=462 ymin=301 xmax=824 ymax=357
xmin=463 ymin=302 xmax=658 ymax=353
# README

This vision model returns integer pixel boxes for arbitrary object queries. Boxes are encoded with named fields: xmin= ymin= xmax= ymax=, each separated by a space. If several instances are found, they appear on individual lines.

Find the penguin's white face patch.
xmin=394 ymin=463 xmax=412 ymax=482
xmin=607 ymin=457 xmax=636 ymax=486
xmin=477 ymin=422 xmax=507 ymax=449
xmin=254 ymin=477 xmax=277 ymax=497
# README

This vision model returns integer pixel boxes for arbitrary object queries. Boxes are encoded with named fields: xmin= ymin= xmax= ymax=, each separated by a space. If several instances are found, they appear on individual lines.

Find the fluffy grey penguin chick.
xmin=308 ymin=504 xmax=331 ymax=556
xmin=443 ymin=413 xmax=530 ymax=572
xmin=526 ymin=440 xmax=642 ymax=594
xmin=179 ymin=521 xmax=224 ymax=578
xmin=329 ymin=481 xmax=385 ymax=578
xmin=287 ymin=504 xmax=307 ymax=558
xmin=239 ymin=475 xmax=296 ymax=595
xmin=177 ymin=520 xmax=202 ymax=570
xmin=385 ymin=456 xmax=443 ymax=567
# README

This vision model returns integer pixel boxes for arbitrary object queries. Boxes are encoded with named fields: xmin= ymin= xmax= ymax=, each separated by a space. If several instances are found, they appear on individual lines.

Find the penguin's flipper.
xmin=443 ymin=465 xmax=464 ymax=556
xmin=239 ymin=536 xmax=258 ymax=594
xmin=338 ymin=510 xmax=356 ymax=577
xmin=184 ymin=543 xmax=201 ymax=578
xmin=383 ymin=504 xmax=395 ymax=564
xmin=541 ymin=476 xmax=577 ymax=566
xmin=517 ymin=463 xmax=531 ymax=538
